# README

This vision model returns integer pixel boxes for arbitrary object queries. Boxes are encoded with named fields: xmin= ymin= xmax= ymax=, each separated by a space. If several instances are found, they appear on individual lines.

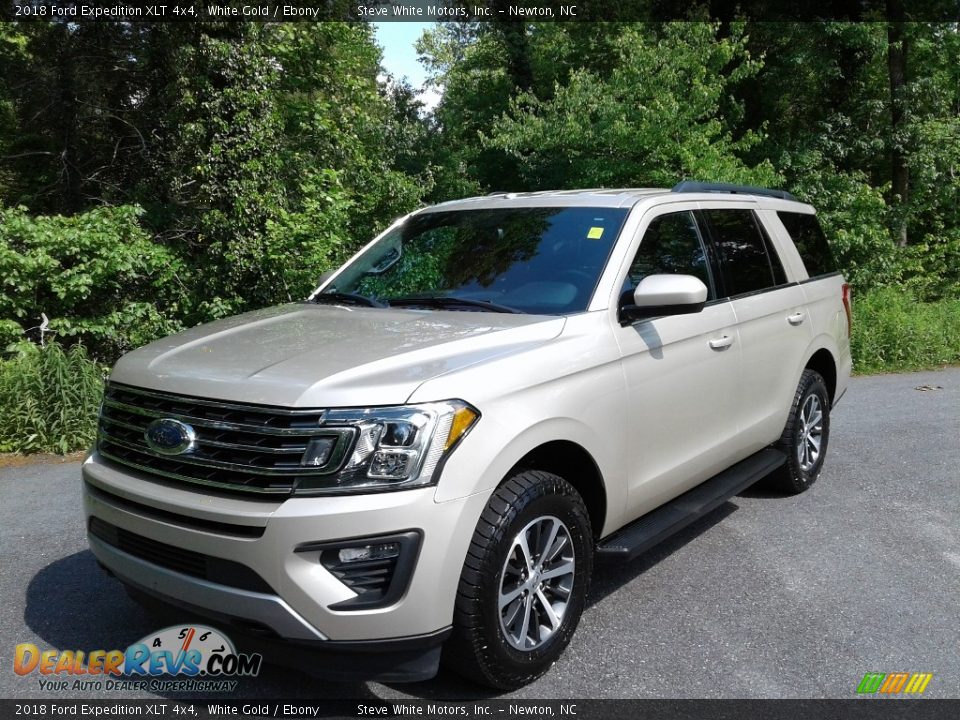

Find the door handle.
xmin=787 ymin=312 xmax=806 ymax=326
xmin=709 ymin=335 xmax=734 ymax=350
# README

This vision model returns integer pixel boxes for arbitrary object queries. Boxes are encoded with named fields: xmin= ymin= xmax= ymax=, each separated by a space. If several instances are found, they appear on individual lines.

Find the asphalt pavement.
xmin=1 ymin=368 xmax=958 ymax=700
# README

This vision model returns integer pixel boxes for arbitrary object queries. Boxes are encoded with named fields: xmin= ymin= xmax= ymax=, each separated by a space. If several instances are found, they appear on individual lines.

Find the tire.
xmin=444 ymin=470 xmax=593 ymax=689
xmin=773 ymin=369 xmax=831 ymax=494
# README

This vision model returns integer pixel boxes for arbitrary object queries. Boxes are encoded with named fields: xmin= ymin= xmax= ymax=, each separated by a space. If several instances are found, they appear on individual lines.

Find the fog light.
xmin=300 ymin=530 xmax=421 ymax=610
xmin=338 ymin=542 xmax=401 ymax=564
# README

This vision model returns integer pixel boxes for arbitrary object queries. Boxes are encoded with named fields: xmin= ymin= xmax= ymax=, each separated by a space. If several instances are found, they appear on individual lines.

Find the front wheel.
xmin=774 ymin=368 xmax=831 ymax=494
xmin=444 ymin=470 xmax=593 ymax=689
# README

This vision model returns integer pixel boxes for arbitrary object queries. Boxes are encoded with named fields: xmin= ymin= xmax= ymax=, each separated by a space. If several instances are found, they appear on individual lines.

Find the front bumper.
xmin=117 ymin=581 xmax=450 ymax=683
xmin=82 ymin=451 xmax=490 ymax=659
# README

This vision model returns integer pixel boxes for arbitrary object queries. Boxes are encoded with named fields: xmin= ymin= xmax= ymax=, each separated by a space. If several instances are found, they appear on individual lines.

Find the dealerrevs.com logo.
xmin=14 ymin=625 xmax=262 ymax=693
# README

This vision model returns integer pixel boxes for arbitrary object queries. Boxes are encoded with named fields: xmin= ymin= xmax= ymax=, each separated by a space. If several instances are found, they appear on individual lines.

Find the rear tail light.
xmin=841 ymin=283 xmax=852 ymax=336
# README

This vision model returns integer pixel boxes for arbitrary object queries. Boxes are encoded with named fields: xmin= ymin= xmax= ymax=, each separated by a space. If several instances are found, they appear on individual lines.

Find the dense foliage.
xmin=0 ymin=342 xmax=105 ymax=454
xmin=0 ymin=21 xmax=428 ymax=334
xmin=0 ymin=20 xmax=958 ymax=453
xmin=0 ymin=205 xmax=184 ymax=358
xmin=851 ymin=288 xmax=960 ymax=375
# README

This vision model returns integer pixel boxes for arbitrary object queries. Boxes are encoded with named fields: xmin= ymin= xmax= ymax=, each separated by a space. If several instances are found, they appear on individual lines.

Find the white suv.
xmin=83 ymin=182 xmax=852 ymax=688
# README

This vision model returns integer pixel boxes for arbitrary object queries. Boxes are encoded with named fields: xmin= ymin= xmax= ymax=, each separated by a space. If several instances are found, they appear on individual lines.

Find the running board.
xmin=595 ymin=448 xmax=786 ymax=562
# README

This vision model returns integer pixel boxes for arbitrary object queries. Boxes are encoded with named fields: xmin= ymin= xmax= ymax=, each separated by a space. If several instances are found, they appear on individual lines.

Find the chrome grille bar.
xmin=97 ymin=383 xmax=356 ymax=495
xmin=99 ymin=416 xmax=309 ymax=455
xmin=97 ymin=432 xmax=353 ymax=477
xmin=106 ymin=383 xmax=329 ymax=416
xmin=98 ymin=449 xmax=293 ymax=495
xmin=102 ymin=398 xmax=337 ymax=437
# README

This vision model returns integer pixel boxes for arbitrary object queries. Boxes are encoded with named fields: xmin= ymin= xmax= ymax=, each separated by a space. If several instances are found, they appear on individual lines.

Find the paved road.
xmin=1 ymin=369 xmax=958 ymax=701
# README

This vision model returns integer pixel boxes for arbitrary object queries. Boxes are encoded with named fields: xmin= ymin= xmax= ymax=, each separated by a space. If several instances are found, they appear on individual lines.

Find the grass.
xmin=0 ymin=342 xmax=105 ymax=454
xmin=851 ymin=288 xmax=960 ymax=375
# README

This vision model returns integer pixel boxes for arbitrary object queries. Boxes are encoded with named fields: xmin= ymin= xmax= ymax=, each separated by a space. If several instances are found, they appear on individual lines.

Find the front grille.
xmin=97 ymin=383 xmax=355 ymax=496
xmin=89 ymin=517 xmax=274 ymax=594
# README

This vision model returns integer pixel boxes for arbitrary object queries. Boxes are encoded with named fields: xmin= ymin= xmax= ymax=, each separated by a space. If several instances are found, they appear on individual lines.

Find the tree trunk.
xmin=491 ymin=3 xmax=533 ymax=93
xmin=887 ymin=0 xmax=909 ymax=246
xmin=54 ymin=26 xmax=82 ymax=214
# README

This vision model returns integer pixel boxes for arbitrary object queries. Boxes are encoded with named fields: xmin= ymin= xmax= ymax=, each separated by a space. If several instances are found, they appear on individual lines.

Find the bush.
xmin=851 ymin=288 xmax=960 ymax=375
xmin=0 ymin=342 xmax=105 ymax=454
xmin=0 ymin=205 xmax=185 ymax=362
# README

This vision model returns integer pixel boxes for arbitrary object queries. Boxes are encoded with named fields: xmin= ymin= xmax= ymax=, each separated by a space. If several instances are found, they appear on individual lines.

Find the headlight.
xmin=294 ymin=400 xmax=479 ymax=495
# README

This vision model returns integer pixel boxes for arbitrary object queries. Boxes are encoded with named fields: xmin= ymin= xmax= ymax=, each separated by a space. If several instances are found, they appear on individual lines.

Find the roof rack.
xmin=672 ymin=181 xmax=797 ymax=202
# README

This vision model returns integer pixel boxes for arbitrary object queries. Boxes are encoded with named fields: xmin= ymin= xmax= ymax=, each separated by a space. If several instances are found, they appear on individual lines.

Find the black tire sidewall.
xmin=787 ymin=373 xmax=831 ymax=487
xmin=476 ymin=477 xmax=593 ymax=678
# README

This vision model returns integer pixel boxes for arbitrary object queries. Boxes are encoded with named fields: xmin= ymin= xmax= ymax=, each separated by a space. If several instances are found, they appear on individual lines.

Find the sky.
xmin=373 ymin=22 xmax=442 ymax=111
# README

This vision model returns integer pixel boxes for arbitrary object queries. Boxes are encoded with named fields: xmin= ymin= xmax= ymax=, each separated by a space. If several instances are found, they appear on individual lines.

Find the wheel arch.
xmin=509 ymin=440 xmax=607 ymax=540
xmin=804 ymin=346 xmax=838 ymax=403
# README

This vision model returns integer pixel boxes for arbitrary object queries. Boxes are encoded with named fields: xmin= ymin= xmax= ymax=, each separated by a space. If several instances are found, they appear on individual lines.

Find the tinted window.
xmin=627 ymin=212 xmax=715 ymax=300
xmin=704 ymin=209 xmax=779 ymax=296
xmin=328 ymin=207 xmax=628 ymax=315
xmin=757 ymin=219 xmax=788 ymax=286
xmin=778 ymin=211 xmax=838 ymax=277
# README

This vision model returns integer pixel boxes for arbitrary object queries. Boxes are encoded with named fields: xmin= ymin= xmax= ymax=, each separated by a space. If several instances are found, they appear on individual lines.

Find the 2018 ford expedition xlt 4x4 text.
xmin=83 ymin=182 xmax=852 ymax=689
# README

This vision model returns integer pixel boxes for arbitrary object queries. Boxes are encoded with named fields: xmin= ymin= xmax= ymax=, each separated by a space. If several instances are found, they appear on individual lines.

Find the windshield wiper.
xmin=388 ymin=295 xmax=521 ymax=314
xmin=311 ymin=291 xmax=386 ymax=308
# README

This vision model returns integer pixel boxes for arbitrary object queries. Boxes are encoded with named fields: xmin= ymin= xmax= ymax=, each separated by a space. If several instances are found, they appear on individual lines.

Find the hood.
xmin=110 ymin=303 xmax=565 ymax=407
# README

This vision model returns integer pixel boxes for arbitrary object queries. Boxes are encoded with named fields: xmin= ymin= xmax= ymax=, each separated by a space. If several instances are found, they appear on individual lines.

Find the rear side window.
xmin=778 ymin=211 xmax=838 ymax=278
xmin=702 ymin=209 xmax=785 ymax=296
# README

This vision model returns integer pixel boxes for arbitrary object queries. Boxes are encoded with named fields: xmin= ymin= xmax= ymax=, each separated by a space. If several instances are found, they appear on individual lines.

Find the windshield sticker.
xmin=587 ymin=227 xmax=605 ymax=240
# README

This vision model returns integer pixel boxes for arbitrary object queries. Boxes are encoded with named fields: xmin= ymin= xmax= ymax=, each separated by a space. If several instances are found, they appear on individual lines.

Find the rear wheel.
xmin=774 ymin=369 xmax=831 ymax=494
xmin=444 ymin=470 xmax=593 ymax=689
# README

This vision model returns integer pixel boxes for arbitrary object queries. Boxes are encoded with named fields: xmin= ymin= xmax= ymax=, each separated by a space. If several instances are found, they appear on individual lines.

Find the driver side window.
xmin=627 ymin=211 xmax=716 ymax=300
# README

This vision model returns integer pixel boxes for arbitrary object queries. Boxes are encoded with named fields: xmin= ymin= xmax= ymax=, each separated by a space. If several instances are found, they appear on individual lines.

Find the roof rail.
xmin=672 ymin=181 xmax=797 ymax=202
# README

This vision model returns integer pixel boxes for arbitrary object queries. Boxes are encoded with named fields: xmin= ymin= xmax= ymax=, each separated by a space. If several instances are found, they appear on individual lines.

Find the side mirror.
xmin=619 ymin=274 xmax=708 ymax=325
xmin=317 ymin=270 xmax=335 ymax=287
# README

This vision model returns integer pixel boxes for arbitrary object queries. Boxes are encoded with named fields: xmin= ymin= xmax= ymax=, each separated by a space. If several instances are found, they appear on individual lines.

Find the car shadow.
xmin=736 ymin=473 xmax=792 ymax=499
xmin=22 ymin=551 xmax=376 ymax=700
xmin=383 ymin=501 xmax=740 ymax=701
xmin=23 ymin=550 xmax=157 ymax=651
xmin=378 ymin=667 xmax=506 ymax=701
xmin=586 ymin=501 xmax=737 ymax=607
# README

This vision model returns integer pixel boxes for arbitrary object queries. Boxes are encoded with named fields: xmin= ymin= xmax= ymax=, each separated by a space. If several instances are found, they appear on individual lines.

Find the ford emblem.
xmin=144 ymin=418 xmax=196 ymax=456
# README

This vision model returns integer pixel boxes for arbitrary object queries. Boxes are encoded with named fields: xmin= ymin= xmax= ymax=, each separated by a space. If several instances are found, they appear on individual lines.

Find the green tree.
xmin=143 ymin=24 xmax=286 ymax=316
xmin=272 ymin=23 xmax=427 ymax=245
xmin=485 ymin=23 xmax=778 ymax=189
xmin=739 ymin=21 xmax=960 ymax=297
xmin=0 ymin=22 xmax=430 ymax=323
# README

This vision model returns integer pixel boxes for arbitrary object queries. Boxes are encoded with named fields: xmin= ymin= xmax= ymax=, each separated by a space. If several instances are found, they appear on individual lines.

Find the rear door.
xmin=698 ymin=207 xmax=813 ymax=452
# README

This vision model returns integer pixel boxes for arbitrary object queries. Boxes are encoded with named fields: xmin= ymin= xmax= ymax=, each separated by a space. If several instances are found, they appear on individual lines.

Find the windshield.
xmin=319 ymin=207 xmax=628 ymax=315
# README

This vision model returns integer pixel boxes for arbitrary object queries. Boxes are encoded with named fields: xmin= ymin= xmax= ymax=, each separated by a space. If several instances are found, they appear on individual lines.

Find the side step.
xmin=595 ymin=448 xmax=786 ymax=562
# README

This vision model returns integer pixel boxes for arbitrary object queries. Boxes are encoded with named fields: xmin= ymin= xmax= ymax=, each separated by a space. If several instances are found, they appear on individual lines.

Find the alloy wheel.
xmin=498 ymin=515 xmax=576 ymax=651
